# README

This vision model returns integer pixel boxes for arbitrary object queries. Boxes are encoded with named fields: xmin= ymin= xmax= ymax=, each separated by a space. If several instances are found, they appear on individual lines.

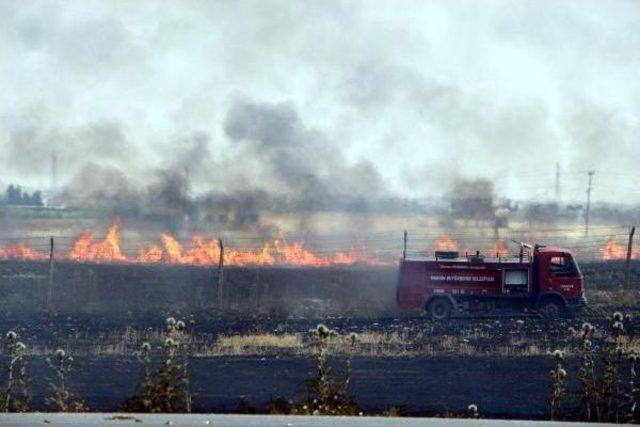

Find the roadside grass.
xmin=10 ymin=324 xmax=591 ymax=358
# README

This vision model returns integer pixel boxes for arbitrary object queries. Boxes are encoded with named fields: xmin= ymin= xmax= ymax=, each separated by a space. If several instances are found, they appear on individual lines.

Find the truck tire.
xmin=538 ymin=298 xmax=565 ymax=319
xmin=427 ymin=298 xmax=453 ymax=320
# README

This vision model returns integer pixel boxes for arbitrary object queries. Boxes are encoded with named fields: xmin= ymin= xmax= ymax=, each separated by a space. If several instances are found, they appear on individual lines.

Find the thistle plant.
xmin=122 ymin=316 xmax=193 ymax=413
xmin=136 ymin=341 xmax=154 ymax=412
xmin=339 ymin=333 xmax=358 ymax=397
xmin=549 ymin=349 xmax=566 ymax=420
xmin=1 ymin=331 xmax=30 ymax=412
xmin=175 ymin=319 xmax=193 ymax=413
xmin=162 ymin=316 xmax=193 ymax=413
xmin=293 ymin=324 xmax=359 ymax=415
xmin=155 ymin=337 xmax=179 ymax=412
xmin=467 ymin=403 xmax=479 ymax=419
xmin=599 ymin=312 xmax=625 ymax=422
xmin=308 ymin=324 xmax=335 ymax=410
xmin=576 ymin=322 xmax=597 ymax=421
xmin=626 ymin=352 xmax=639 ymax=423
xmin=45 ymin=348 xmax=87 ymax=412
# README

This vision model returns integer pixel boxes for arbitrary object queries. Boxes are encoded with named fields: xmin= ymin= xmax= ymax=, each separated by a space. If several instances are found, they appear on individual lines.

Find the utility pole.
xmin=584 ymin=170 xmax=595 ymax=237
xmin=555 ymin=162 xmax=560 ymax=201
xmin=51 ymin=150 xmax=58 ymax=190
xmin=403 ymin=230 xmax=407 ymax=260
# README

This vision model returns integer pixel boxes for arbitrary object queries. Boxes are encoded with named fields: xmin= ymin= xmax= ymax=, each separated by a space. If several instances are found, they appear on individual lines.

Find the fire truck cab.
xmin=397 ymin=244 xmax=586 ymax=319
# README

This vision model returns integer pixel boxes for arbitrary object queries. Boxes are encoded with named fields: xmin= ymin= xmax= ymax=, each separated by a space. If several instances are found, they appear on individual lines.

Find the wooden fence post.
xmin=47 ymin=237 xmax=54 ymax=314
xmin=625 ymin=226 xmax=635 ymax=287
xmin=217 ymin=238 xmax=225 ymax=307
xmin=403 ymin=230 xmax=407 ymax=260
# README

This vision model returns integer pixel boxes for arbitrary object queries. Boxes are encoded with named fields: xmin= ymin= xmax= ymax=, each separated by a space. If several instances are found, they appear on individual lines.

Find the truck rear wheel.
xmin=427 ymin=298 xmax=453 ymax=320
xmin=538 ymin=298 xmax=565 ymax=319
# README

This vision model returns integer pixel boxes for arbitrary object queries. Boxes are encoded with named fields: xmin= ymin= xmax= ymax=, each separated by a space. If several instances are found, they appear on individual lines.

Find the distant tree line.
xmin=3 ymin=185 xmax=43 ymax=207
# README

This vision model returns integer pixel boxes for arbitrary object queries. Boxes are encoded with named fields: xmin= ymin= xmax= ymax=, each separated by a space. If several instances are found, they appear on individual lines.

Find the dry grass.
xmin=203 ymin=331 xmax=412 ymax=357
xmin=203 ymin=330 xmax=557 ymax=358
xmin=438 ymin=336 xmax=477 ymax=356
xmin=356 ymin=331 xmax=408 ymax=345
xmin=209 ymin=333 xmax=302 ymax=356
xmin=494 ymin=344 xmax=568 ymax=357
xmin=620 ymin=336 xmax=640 ymax=354
xmin=588 ymin=289 xmax=640 ymax=308
xmin=18 ymin=329 xmax=580 ymax=358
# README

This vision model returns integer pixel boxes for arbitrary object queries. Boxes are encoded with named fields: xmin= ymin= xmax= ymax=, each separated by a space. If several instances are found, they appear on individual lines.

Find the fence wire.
xmin=0 ymin=224 xmax=636 ymax=264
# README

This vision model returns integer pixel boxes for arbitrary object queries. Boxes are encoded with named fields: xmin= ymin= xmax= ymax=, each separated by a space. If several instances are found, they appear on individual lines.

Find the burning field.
xmin=1 ymin=217 xmax=639 ymax=419
xmin=0 ymin=213 xmax=637 ymax=319
xmin=601 ymin=236 xmax=639 ymax=261
xmin=1 ymin=217 xmax=636 ymax=270
xmin=0 ymin=218 xmax=391 ymax=267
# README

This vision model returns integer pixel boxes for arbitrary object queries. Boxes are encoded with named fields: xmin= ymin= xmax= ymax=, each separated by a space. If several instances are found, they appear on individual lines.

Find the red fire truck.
xmin=397 ymin=243 xmax=586 ymax=319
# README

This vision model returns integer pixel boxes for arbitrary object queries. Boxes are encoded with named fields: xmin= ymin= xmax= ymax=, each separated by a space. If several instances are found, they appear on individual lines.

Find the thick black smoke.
xmin=448 ymin=179 xmax=496 ymax=222
xmin=34 ymin=99 xmax=417 ymax=232
xmin=224 ymin=99 xmax=384 ymax=211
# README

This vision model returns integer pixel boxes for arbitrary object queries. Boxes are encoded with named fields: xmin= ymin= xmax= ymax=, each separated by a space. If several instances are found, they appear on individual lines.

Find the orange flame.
xmin=135 ymin=235 xmax=384 ymax=267
xmin=4 ymin=218 xmax=391 ymax=267
xmin=433 ymin=234 xmax=458 ymax=252
xmin=274 ymin=239 xmax=331 ymax=266
xmin=601 ymin=236 xmax=629 ymax=261
xmin=226 ymin=242 xmax=277 ymax=266
xmin=68 ymin=218 xmax=126 ymax=263
xmin=490 ymin=240 xmax=509 ymax=257
xmin=137 ymin=244 xmax=164 ymax=264
xmin=0 ymin=242 xmax=48 ymax=261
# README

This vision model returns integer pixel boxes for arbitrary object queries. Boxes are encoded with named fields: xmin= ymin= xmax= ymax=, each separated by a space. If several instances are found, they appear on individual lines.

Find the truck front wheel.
xmin=538 ymin=298 xmax=565 ymax=319
xmin=427 ymin=298 xmax=453 ymax=320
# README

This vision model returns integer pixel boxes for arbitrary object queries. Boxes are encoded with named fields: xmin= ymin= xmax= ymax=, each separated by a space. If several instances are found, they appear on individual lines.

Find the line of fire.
xmin=0 ymin=217 xmax=635 ymax=267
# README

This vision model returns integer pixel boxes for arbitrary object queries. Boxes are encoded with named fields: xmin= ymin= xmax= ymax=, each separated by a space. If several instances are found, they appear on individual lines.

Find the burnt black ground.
xmin=0 ymin=310 xmax=637 ymax=419
xmin=2 ymin=354 xmax=579 ymax=419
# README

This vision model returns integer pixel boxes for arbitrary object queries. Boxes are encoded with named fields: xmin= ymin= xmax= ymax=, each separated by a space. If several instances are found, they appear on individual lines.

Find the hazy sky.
xmin=1 ymin=0 xmax=639 ymax=204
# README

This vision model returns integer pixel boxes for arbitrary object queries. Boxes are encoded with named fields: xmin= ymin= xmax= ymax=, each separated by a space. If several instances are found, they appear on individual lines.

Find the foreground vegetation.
xmin=550 ymin=312 xmax=639 ymax=423
xmin=1 ymin=317 xmax=480 ymax=418
xmin=1 ymin=308 xmax=640 ymax=421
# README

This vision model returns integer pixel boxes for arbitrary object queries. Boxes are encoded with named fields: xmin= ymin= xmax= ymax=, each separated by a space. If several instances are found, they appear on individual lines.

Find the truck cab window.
xmin=549 ymin=255 xmax=575 ymax=276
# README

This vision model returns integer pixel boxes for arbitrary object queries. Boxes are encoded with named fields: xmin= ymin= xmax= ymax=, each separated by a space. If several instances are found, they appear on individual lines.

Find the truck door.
xmin=539 ymin=253 xmax=581 ymax=299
